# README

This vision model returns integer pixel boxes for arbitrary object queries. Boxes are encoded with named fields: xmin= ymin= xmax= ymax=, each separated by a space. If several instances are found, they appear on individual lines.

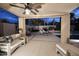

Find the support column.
xmin=19 ymin=17 xmax=27 ymax=44
xmin=19 ymin=18 xmax=26 ymax=34
xmin=61 ymin=14 xmax=70 ymax=43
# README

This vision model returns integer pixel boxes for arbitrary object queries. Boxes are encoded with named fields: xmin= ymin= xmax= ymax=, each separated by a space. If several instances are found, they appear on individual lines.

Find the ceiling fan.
xmin=9 ymin=3 xmax=43 ymax=15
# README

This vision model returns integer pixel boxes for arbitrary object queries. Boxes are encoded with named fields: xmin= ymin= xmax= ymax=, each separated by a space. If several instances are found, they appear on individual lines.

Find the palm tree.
xmin=70 ymin=13 xmax=76 ymax=32
xmin=31 ymin=19 xmax=44 ymax=26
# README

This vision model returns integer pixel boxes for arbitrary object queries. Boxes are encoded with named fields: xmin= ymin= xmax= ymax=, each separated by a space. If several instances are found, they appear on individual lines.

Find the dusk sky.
xmin=42 ymin=17 xmax=61 ymax=23
xmin=71 ymin=7 xmax=79 ymax=18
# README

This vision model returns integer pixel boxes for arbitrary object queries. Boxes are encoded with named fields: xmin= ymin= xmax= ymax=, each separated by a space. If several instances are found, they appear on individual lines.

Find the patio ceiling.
xmin=0 ymin=3 xmax=79 ymax=18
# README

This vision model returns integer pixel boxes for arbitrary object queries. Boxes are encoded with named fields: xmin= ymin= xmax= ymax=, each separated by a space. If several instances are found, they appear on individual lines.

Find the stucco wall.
xmin=3 ymin=23 xmax=16 ymax=36
xmin=61 ymin=14 xmax=70 ymax=43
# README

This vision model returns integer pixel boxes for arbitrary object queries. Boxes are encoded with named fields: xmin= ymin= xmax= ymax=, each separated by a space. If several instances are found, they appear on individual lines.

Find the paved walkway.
xmin=12 ymin=33 xmax=59 ymax=56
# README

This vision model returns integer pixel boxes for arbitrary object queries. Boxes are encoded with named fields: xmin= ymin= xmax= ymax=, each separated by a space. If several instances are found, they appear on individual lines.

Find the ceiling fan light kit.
xmin=9 ymin=3 xmax=42 ymax=15
xmin=25 ymin=9 xmax=31 ymax=15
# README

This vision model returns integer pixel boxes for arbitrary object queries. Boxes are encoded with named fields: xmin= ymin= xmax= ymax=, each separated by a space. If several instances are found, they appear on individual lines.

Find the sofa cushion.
xmin=0 ymin=36 xmax=10 ymax=43
xmin=11 ymin=34 xmax=21 ymax=40
xmin=0 ymin=37 xmax=4 ymax=42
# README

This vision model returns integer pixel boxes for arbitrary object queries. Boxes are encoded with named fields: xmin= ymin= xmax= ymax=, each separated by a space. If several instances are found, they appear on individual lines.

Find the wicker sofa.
xmin=0 ymin=34 xmax=25 ymax=56
xmin=56 ymin=43 xmax=79 ymax=56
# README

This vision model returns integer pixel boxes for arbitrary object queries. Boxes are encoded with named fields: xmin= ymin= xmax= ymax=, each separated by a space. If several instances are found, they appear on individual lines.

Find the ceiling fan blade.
xmin=30 ymin=4 xmax=42 ymax=9
xmin=30 ymin=9 xmax=37 ymax=15
xmin=9 ymin=4 xmax=25 ymax=9
xmin=34 ymin=9 xmax=39 ymax=12
xmin=22 ymin=3 xmax=28 ymax=9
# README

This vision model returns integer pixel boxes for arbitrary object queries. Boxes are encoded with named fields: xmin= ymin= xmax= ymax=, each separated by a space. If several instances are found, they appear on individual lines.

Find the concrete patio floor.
xmin=12 ymin=33 xmax=60 ymax=56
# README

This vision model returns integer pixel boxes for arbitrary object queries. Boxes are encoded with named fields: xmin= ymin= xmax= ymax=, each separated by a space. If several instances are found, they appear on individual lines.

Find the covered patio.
xmin=0 ymin=3 xmax=79 ymax=56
